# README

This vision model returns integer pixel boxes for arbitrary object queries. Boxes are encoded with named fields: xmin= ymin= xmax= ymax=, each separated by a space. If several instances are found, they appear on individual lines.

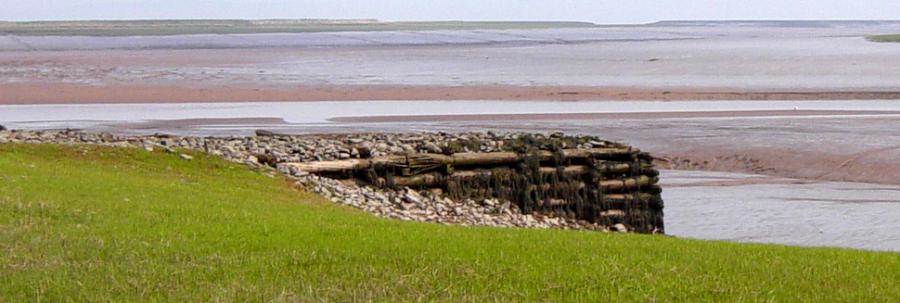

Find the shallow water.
xmin=661 ymin=170 xmax=900 ymax=251
xmin=3 ymin=100 xmax=900 ymax=133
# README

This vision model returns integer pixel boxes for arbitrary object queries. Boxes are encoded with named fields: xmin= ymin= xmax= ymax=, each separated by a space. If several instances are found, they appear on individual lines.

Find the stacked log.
xmin=283 ymin=145 xmax=663 ymax=233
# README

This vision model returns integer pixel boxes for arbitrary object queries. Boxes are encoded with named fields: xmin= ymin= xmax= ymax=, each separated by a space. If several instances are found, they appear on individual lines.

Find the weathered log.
xmin=598 ymin=209 xmax=662 ymax=219
xmin=599 ymin=209 xmax=626 ymax=218
xmin=604 ymin=193 xmax=656 ymax=201
xmin=282 ymin=147 xmax=640 ymax=174
xmin=540 ymin=193 xmax=662 ymax=209
xmin=526 ymin=175 xmax=658 ymax=192
xmin=387 ymin=164 xmax=655 ymax=188
xmin=392 ymin=166 xmax=588 ymax=188
xmin=603 ymin=193 xmax=664 ymax=209
xmin=599 ymin=175 xmax=658 ymax=191
xmin=283 ymin=159 xmax=370 ymax=174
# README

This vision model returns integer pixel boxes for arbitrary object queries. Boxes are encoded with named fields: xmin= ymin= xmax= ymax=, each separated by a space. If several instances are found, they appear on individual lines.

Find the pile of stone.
xmin=0 ymin=129 xmax=661 ymax=232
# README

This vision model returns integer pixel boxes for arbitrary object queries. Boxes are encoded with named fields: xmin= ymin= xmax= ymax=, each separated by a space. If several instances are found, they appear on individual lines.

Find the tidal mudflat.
xmin=3 ymin=21 xmax=900 ymax=103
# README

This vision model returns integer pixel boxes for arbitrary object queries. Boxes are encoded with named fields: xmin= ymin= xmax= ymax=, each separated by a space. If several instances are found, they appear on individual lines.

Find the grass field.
xmin=1 ymin=143 xmax=898 ymax=301
xmin=867 ymin=34 xmax=900 ymax=42
xmin=0 ymin=19 xmax=595 ymax=36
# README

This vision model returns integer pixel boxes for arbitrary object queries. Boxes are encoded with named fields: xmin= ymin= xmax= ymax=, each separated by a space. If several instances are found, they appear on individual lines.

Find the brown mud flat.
xmin=656 ymin=146 xmax=900 ymax=187
xmin=3 ymin=83 xmax=900 ymax=104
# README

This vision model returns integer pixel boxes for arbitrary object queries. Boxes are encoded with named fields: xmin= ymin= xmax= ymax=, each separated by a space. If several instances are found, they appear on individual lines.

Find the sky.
xmin=2 ymin=0 xmax=899 ymax=24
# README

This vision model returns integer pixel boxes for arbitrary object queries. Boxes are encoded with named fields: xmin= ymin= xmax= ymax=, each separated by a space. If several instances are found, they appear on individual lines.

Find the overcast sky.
xmin=3 ymin=0 xmax=899 ymax=24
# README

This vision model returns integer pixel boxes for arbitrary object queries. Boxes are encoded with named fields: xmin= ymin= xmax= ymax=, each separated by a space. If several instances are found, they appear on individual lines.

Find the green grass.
xmin=0 ymin=19 xmax=596 ymax=36
xmin=0 ymin=143 xmax=897 ymax=302
xmin=867 ymin=34 xmax=900 ymax=42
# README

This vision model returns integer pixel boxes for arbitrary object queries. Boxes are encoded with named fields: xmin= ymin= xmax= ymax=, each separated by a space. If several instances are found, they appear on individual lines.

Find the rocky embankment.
xmin=0 ymin=129 xmax=630 ymax=231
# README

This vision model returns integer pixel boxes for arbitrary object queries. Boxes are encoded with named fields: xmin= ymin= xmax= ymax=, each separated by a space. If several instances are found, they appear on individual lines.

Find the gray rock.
xmin=588 ymin=140 xmax=607 ymax=148
xmin=255 ymin=153 xmax=277 ymax=167
xmin=404 ymin=192 xmax=422 ymax=205
xmin=422 ymin=142 xmax=443 ymax=153
xmin=255 ymin=129 xmax=275 ymax=137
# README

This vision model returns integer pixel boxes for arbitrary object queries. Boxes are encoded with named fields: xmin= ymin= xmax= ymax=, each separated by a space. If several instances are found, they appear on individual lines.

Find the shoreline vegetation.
xmin=867 ymin=34 xmax=900 ymax=42
xmin=0 ymin=19 xmax=597 ymax=36
xmin=1 ymin=143 xmax=898 ymax=301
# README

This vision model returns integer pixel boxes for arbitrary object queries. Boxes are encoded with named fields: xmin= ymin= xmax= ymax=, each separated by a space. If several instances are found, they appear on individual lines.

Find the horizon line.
xmin=2 ymin=18 xmax=900 ymax=25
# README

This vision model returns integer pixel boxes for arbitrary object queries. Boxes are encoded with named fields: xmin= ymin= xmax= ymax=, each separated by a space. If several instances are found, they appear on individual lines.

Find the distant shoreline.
xmin=2 ymin=19 xmax=899 ymax=37
xmin=0 ymin=20 xmax=598 ymax=37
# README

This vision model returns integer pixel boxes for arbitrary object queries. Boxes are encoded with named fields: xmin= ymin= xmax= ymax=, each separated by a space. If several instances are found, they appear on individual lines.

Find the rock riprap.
xmin=0 ymin=129 xmax=663 ymax=232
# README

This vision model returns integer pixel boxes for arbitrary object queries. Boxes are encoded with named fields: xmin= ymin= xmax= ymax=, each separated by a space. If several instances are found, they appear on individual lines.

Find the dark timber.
xmin=283 ymin=134 xmax=664 ymax=233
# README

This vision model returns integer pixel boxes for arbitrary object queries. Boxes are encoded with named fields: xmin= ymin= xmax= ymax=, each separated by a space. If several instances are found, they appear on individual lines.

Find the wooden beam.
xmin=386 ymin=165 xmax=657 ymax=188
xmin=281 ymin=147 xmax=640 ymax=174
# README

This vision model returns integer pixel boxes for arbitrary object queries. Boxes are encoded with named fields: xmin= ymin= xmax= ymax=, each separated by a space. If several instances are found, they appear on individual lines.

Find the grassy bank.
xmin=0 ymin=143 xmax=897 ymax=301
xmin=0 ymin=19 xmax=595 ymax=36
xmin=867 ymin=34 xmax=900 ymax=42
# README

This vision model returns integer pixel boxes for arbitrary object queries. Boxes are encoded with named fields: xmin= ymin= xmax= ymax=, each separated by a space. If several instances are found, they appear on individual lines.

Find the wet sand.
xmin=3 ymin=83 xmax=900 ymax=104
